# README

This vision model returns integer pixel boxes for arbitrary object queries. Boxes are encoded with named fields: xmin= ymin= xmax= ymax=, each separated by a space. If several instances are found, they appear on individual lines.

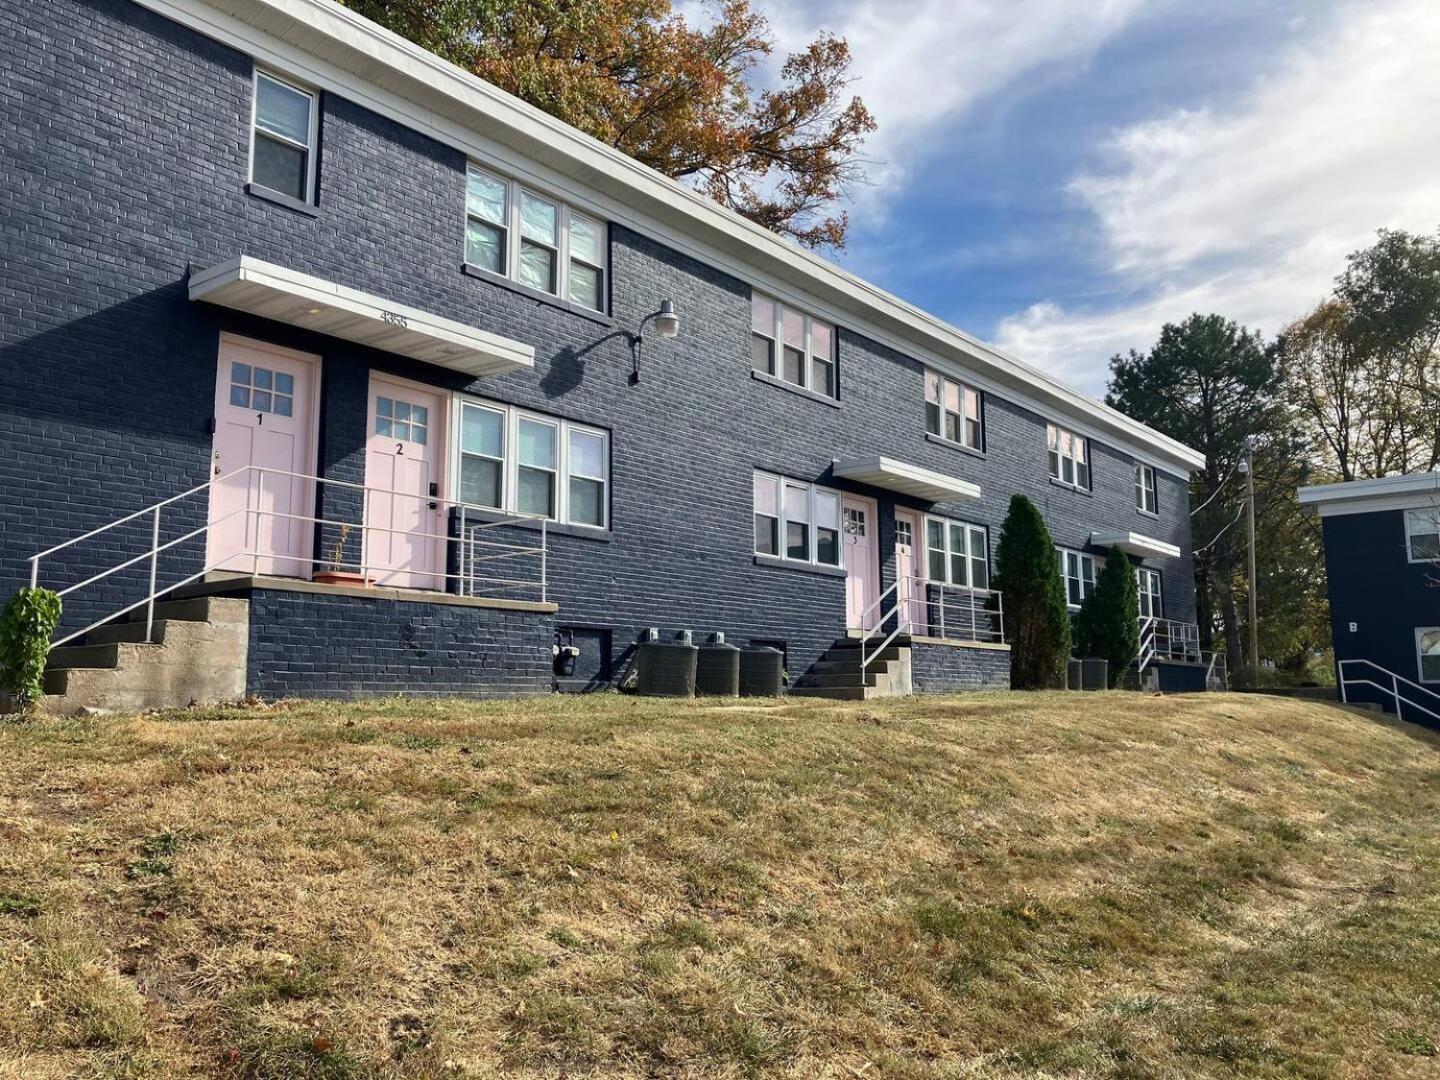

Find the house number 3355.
xmin=381 ymin=311 xmax=408 ymax=327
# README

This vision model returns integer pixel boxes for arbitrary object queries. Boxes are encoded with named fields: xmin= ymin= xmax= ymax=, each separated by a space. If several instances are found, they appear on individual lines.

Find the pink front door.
xmin=206 ymin=335 xmax=318 ymax=576
xmin=843 ymin=495 xmax=879 ymax=630
xmin=362 ymin=376 xmax=448 ymax=590
xmin=894 ymin=510 xmax=922 ymax=634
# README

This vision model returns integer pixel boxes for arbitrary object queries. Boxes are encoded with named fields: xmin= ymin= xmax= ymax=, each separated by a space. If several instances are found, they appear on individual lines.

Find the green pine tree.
xmin=1073 ymin=545 xmax=1141 ymax=686
xmin=993 ymin=495 xmax=1071 ymax=690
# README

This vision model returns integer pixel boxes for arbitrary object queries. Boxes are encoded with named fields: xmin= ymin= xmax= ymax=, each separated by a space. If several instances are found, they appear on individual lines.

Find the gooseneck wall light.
xmin=623 ymin=299 xmax=680 ymax=384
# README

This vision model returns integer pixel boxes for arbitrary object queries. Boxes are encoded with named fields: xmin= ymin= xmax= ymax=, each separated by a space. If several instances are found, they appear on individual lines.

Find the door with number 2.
xmin=363 ymin=376 xmax=448 ymax=590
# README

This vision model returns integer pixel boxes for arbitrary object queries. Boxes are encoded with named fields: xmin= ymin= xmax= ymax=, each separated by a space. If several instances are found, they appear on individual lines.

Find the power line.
xmin=1193 ymin=500 xmax=1246 ymax=555
xmin=1191 ymin=456 xmax=1240 ymax=517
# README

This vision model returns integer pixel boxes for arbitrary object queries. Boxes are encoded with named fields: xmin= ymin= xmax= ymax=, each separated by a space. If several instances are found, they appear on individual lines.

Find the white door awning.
xmin=832 ymin=455 xmax=981 ymax=502
xmin=190 ymin=256 xmax=534 ymax=378
xmin=1089 ymin=530 xmax=1181 ymax=559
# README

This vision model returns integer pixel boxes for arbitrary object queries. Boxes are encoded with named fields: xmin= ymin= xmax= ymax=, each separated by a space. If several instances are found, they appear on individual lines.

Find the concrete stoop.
xmin=38 ymin=597 xmax=250 ymax=716
xmin=789 ymin=638 xmax=914 ymax=701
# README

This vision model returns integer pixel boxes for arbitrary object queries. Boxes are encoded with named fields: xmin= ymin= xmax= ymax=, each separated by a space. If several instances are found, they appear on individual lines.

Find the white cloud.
xmin=996 ymin=0 xmax=1440 ymax=391
xmin=759 ymin=0 xmax=1148 ymax=210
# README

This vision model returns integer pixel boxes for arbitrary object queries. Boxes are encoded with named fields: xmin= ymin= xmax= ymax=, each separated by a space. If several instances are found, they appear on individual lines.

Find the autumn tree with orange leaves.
xmin=342 ymin=0 xmax=875 ymax=248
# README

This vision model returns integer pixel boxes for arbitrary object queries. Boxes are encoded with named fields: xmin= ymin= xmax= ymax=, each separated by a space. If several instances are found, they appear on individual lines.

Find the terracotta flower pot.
xmin=313 ymin=571 xmax=372 ymax=587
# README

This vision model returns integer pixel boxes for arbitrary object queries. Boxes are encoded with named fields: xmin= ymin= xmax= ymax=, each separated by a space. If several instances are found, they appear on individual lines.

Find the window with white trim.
xmin=250 ymin=70 xmax=317 ymax=203
xmin=1047 ymin=423 xmax=1090 ymax=489
xmin=925 ymin=371 xmax=982 ymax=450
xmin=1058 ymin=547 xmax=1099 ymax=607
xmin=1136 ymin=463 xmax=1158 ymax=515
xmin=750 ymin=292 xmax=838 ymax=398
xmin=753 ymin=471 xmax=841 ymax=567
xmin=1418 ymin=628 xmax=1440 ymax=683
xmin=457 ymin=398 xmax=608 ymax=527
xmin=1136 ymin=567 xmax=1162 ymax=619
xmin=925 ymin=518 xmax=989 ymax=589
xmin=1405 ymin=507 xmax=1440 ymax=561
xmin=464 ymin=165 xmax=607 ymax=311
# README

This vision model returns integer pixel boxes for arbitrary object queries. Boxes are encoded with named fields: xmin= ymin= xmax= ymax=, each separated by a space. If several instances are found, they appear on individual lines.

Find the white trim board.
xmin=1298 ymin=472 xmax=1440 ymax=518
xmin=134 ymin=0 xmax=1204 ymax=476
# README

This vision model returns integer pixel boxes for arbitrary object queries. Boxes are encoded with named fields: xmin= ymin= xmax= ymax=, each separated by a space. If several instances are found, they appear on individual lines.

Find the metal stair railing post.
xmin=1337 ymin=658 xmax=1440 ymax=724
xmin=857 ymin=579 xmax=903 ymax=688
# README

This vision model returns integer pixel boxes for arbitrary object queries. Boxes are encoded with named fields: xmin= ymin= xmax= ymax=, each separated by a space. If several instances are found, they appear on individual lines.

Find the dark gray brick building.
xmin=0 ymin=0 xmax=1207 ymax=700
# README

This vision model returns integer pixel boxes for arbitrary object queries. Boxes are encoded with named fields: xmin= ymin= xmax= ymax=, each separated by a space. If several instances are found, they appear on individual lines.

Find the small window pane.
xmin=377 ymin=397 xmax=393 ymax=418
xmin=751 ymin=334 xmax=775 ymax=374
xmin=569 ymin=214 xmax=602 ymax=264
xmin=255 ymin=74 xmax=311 ymax=144
xmin=569 ymin=476 xmax=604 ymax=526
xmin=273 ymin=395 xmax=293 ymax=418
xmin=811 ymin=357 xmax=834 ymax=397
xmin=520 ymin=192 xmax=558 ymax=244
xmin=466 ymin=219 xmax=505 ymax=273
xmin=925 ymin=370 xmax=942 ymax=405
xmin=782 ymin=346 xmax=804 ymax=385
xmin=252 ymin=391 xmax=271 ymax=412
xmin=816 ymin=527 xmax=840 ymax=566
xmin=393 ymin=400 xmax=411 ymax=422
xmin=275 ymin=372 xmax=294 ymax=395
xmin=519 ymin=418 xmax=557 ymax=468
xmin=519 ymin=241 xmax=557 ymax=292
xmin=569 ymin=260 xmax=602 ymax=310
xmin=518 ymin=466 xmax=555 ymax=516
xmin=231 ymin=362 xmax=252 ymax=386
xmin=944 ymin=381 xmax=961 ymax=414
xmin=754 ymin=475 xmax=779 ymax=517
xmin=253 ymin=367 xmax=272 ymax=391
xmin=1421 ymin=630 xmax=1440 ymax=681
xmin=376 ymin=417 xmax=392 ymax=437
xmin=253 ymin=135 xmax=307 ymax=200
xmin=784 ymin=483 xmax=810 ymax=525
xmin=813 ymin=490 xmax=841 ymax=531
xmin=811 ymin=320 xmax=833 ymax=362
xmin=786 ymin=521 xmax=810 ymax=561
xmin=752 ymin=294 xmax=775 ymax=337
xmin=927 ymin=401 xmax=942 ymax=436
xmin=393 ymin=421 xmax=410 ymax=442
xmin=782 ymin=308 xmax=805 ymax=349
xmin=229 ymin=385 xmax=250 ymax=408
xmin=462 ymin=407 xmax=503 ymax=457
xmin=411 ymin=424 xmax=426 ymax=446
xmin=460 ymin=457 xmax=501 ymax=508
xmin=928 ymin=548 xmax=947 ymax=582
xmin=466 ymin=169 xmax=507 ymax=224
xmin=412 ymin=405 xmax=428 ymax=427
xmin=755 ymin=514 xmax=778 ymax=556
xmin=570 ymin=430 xmax=605 ymax=479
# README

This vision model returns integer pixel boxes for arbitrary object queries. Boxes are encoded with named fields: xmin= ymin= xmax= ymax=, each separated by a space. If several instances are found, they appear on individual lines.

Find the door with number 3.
xmin=363 ymin=375 xmax=448 ymax=590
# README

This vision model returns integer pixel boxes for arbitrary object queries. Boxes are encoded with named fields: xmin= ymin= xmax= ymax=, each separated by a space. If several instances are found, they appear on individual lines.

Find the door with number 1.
xmin=363 ymin=375 xmax=448 ymax=590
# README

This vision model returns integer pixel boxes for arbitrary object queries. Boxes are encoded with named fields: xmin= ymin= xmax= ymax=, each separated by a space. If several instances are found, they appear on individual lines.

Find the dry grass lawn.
xmin=1 ymin=691 xmax=1439 ymax=1078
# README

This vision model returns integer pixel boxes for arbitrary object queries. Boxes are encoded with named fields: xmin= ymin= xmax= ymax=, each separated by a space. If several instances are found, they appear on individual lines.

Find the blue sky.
xmin=753 ymin=0 xmax=1440 ymax=393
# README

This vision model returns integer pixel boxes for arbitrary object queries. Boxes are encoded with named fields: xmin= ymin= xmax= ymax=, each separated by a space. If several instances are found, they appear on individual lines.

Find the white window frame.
xmin=1135 ymin=463 xmax=1159 ymax=516
xmin=753 ymin=470 xmax=842 ymax=567
xmin=925 ymin=370 xmax=983 ymax=450
xmin=454 ymin=395 xmax=608 ymax=529
xmin=463 ymin=164 xmax=608 ymax=312
xmin=249 ymin=69 xmax=319 ymax=204
xmin=751 ymin=292 xmax=838 ymax=398
xmin=1136 ymin=567 xmax=1162 ymax=619
xmin=1404 ymin=507 xmax=1440 ymax=563
xmin=1048 ymin=423 xmax=1091 ymax=490
xmin=1058 ymin=547 xmax=1100 ymax=608
xmin=1417 ymin=627 xmax=1440 ymax=684
xmin=923 ymin=517 xmax=989 ymax=589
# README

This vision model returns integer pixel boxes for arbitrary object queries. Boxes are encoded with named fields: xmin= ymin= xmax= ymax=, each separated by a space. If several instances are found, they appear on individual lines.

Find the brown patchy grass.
xmin=1 ymin=691 xmax=1438 ymax=1078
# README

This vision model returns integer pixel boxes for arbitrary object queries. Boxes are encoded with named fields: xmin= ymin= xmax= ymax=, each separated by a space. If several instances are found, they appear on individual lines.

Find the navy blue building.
xmin=1300 ymin=473 xmax=1440 ymax=723
xmin=2 ymin=0 xmax=1209 ymax=706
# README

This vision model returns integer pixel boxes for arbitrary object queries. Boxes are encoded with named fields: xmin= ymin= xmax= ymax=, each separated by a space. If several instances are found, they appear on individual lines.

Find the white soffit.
xmin=1089 ymin=530 xmax=1182 ymax=560
xmin=833 ymin=456 xmax=982 ymax=503
xmin=137 ymin=0 xmax=1206 ymax=477
xmin=1297 ymin=472 xmax=1440 ymax=517
xmin=189 ymin=256 xmax=534 ymax=377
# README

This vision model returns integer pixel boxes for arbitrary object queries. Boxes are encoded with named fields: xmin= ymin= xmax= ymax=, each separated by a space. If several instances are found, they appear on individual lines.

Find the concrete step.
xmin=125 ymin=596 xmax=249 ymax=626
xmin=794 ymin=671 xmax=883 ymax=688
xmin=821 ymin=646 xmax=903 ymax=665
xmin=86 ymin=619 xmax=181 ymax=646
xmin=787 ymin=685 xmax=885 ymax=701
xmin=45 ymin=642 xmax=124 ymax=670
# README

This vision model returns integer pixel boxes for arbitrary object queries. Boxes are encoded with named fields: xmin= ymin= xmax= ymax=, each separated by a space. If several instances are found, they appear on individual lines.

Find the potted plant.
xmin=314 ymin=524 xmax=371 ymax=587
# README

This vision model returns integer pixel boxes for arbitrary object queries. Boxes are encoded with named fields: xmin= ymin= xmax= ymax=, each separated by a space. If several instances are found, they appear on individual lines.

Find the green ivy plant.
xmin=0 ymin=587 xmax=62 ymax=712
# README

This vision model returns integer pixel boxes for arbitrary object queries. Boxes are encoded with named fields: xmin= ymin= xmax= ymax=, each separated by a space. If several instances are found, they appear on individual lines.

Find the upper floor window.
xmin=1135 ymin=463 xmax=1158 ymax=515
xmin=465 ymin=165 xmax=607 ymax=312
xmin=458 ymin=398 xmax=608 ymax=528
xmin=751 ymin=293 xmax=837 ymax=398
xmin=1136 ymin=567 xmax=1162 ymax=619
xmin=1048 ymin=423 xmax=1090 ymax=489
xmin=1405 ymin=507 xmax=1440 ymax=561
xmin=925 ymin=518 xmax=989 ymax=589
xmin=753 ymin=471 xmax=841 ymax=567
xmin=250 ymin=71 xmax=317 ymax=203
xmin=1058 ymin=547 xmax=1099 ymax=607
xmin=925 ymin=371 xmax=982 ymax=450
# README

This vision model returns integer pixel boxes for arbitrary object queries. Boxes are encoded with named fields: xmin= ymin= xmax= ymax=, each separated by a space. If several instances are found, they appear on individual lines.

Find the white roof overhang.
xmin=832 ymin=456 xmax=981 ymax=503
xmin=1297 ymin=472 xmax=1440 ymax=517
xmin=1089 ymin=530 xmax=1182 ymax=559
xmin=189 ymin=256 xmax=534 ymax=378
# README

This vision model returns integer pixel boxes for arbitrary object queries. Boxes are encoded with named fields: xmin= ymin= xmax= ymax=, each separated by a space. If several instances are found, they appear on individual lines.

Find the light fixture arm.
xmin=623 ymin=299 xmax=678 ymax=385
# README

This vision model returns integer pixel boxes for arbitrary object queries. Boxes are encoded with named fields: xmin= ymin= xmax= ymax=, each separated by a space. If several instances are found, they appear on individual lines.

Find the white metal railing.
xmin=1138 ymin=617 xmax=1202 ymax=670
xmin=1338 ymin=658 xmax=1440 ymax=725
xmin=1205 ymin=651 xmax=1228 ymax=691
xmin=28 ymin=465 xmax=548 ymax=649
xmin=857 ymin=576 xmax=1006 ymax=687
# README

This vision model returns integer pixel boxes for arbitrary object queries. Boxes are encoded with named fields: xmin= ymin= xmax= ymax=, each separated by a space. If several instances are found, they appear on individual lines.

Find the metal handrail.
xmin=857 ymin=576 xmax=1008 ymax=688
xmin=1338 ymin=658 xmax=1440 ymax=725
xmin=29 ymin=464 xmax=551 ymax=648
xmin=911 ymin=577 xmax=1005 ymax=644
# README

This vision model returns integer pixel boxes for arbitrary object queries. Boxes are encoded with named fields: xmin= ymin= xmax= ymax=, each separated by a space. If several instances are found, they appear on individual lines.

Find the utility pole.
xmin=1241 ymin=436 xmax=1259 ymax=668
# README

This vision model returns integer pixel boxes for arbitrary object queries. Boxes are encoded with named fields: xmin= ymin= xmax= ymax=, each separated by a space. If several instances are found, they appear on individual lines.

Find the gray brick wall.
xmin=0 ymin=0 xmax=1196 ymax=694
xmin=910 ymin=644 xmax=1012 ymax=693
xmin=246 ymin=590 xmax=553 ymax=698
